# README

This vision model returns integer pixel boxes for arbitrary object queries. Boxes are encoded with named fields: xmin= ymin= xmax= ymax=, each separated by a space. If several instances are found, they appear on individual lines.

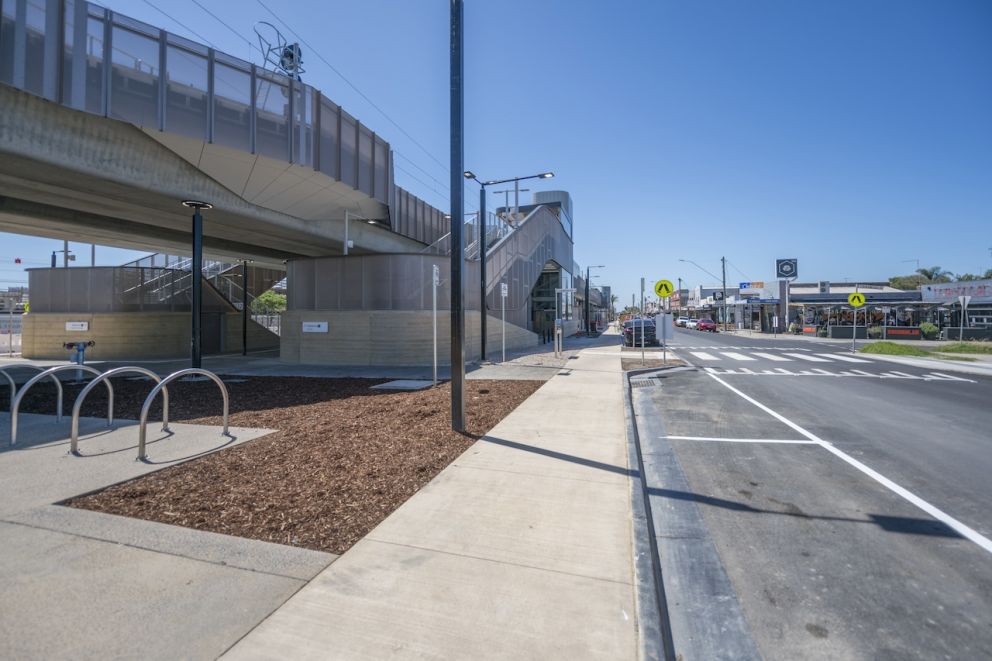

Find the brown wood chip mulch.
xmin=8 ymin=376 xmax=541 ymax=555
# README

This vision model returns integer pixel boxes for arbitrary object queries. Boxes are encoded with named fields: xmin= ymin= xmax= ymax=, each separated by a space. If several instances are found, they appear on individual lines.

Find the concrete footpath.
xmin=222 ymin=338 xmax=640 ymax=659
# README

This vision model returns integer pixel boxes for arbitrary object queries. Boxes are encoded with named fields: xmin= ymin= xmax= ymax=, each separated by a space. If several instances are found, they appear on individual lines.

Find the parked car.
xmin=697 ymin=318 xmax=717 ymax=332
xmin=686 ymin=318 xmax=699 ymax=330
xmin=623 ymin=319 xmax=658 ymax=347
xmin=676 ymin=316 xmax=690 ymax=327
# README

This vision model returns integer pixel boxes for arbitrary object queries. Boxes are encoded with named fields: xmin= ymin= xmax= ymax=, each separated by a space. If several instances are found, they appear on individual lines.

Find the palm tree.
xmin=916 ymin=266 xmax=954 ymax=283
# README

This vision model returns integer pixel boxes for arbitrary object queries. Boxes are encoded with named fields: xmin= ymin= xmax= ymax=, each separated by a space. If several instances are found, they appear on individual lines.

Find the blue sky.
xmin=3 ymin=0 xmax=990 ymax=305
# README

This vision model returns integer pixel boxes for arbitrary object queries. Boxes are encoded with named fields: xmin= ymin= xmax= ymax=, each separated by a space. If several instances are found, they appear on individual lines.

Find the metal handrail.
xmin=137 ymin=369 xmax=230 ymax=461
xmin=70 ymin=367 xmax=171 ymax=455
xmin=10 ymin=365 xmax=112 ymax=445
xmin=0 ymin=364 xmax=48 ymax=412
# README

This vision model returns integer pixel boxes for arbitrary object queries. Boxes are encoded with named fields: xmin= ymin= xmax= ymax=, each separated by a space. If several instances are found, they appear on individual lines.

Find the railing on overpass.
xmin=0 ymin=0 xmax=449 ymax=247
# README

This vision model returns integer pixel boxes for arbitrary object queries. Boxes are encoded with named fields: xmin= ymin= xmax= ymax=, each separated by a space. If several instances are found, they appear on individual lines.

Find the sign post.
xmin=640 ymin=278 xmax=645 ymax=365
xmin=959 ymin=295 xmax=972 ymax=341
xmin=432 ymin=265 xmax=440 ymax=386
xmin=881 ymin=305 xmax=890 ymax=340
xmin=500 ymin=282 xmax=508 ymax=362
xmin=848 ymin=291 xmax=866 ymax=352
xmin=655 ymin=279 xmax=674 ymax=364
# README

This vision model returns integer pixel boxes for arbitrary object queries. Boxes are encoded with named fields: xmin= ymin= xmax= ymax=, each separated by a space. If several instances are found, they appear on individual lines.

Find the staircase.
xmin=119 ymin=253 xmax=286 ymax=334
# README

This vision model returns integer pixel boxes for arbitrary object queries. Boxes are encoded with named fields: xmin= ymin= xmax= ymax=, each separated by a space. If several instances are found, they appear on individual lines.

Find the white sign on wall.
xmin=500 ymin=283 xmax=508 ymax=298
xmin=65 ymin=321 xmax=89 ymax=332
xmin=302 ymin=321 xmax=328 ymax=333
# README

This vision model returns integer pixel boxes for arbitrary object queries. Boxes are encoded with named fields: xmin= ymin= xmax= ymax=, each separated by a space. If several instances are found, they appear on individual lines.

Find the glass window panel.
xmin=0 ymin=0 xmax=15 ymax=85
xmin=339 ymin=111 xmax=356 ymax=187
xmin=318 ymin=98 xmax=339 ymax=179
xmin=213 ymin=62 xmax=250 ymax=150
xmin=165 ymin=46 xmax=207 ymax=139
xmin=373 ymin=138 xmax=388 ymax=202
xmin=255 ymin=73 xmax=289 ymax=160
xmin=292 ymin=84 xmax=313 ymax=166
xmin=23 ymin=0 xmax=46 ymax=95
xmin=357 ymin=125 xmax=373 ymax=195
xmin=110 ymin=26 xmax=159 ymax=127
xmin=84 ymin=17 xmax=104 ymax=114
xmin=61 ymin=0 xmax=75 ymax=104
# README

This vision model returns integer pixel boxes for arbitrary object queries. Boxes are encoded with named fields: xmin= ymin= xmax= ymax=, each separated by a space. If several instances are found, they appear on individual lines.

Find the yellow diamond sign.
xmin=848 ymin=292 xmax=866 ymax=308
xmin=654 ymin=279 xmax=674 ymax=298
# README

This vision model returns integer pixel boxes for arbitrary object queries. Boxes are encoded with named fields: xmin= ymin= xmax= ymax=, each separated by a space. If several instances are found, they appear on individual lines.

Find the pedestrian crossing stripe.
xmin=701 ymin=367 xmax=975 ymax=382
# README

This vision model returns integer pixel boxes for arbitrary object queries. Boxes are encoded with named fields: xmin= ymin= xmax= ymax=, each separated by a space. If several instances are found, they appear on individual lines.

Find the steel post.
xmin=449 ymin=0 xmax=465 ymax=431
xmin=479 ymin=184 xmax=487 ymax=360
xmin=242 ymin=259 xmax=248 ymax=356
xmin=191 ymin=208 xmax=203 ymax=369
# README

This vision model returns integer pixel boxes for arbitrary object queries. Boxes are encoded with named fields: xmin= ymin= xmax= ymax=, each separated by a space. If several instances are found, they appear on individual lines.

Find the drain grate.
xmin=630 ymin=378 xmax=661 ymax=388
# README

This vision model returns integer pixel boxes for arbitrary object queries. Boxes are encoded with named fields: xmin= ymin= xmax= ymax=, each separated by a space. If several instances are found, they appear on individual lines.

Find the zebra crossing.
xmin=670 ymin=345 xmax=977 ymax=383
xmin=684 ymin=349 xmax=871 ymax=364
xmin=701 ymin=366 xmax=975 ymax=382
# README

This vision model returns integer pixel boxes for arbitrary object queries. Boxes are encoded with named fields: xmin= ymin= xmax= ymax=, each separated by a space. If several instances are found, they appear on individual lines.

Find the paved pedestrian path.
xmin=222 ymin=335 xmax=639 ymax=660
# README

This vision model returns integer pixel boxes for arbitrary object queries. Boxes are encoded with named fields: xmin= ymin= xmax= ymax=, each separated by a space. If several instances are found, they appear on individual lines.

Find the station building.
xmin=1 ymin=0 xmax=599 ymax=365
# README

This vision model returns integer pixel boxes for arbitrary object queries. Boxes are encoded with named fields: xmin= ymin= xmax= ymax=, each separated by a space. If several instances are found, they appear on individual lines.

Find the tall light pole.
xmin=182 ymin=200 xmax=213 ymax=369
xmin=464 ymin=169 xmax=554 ymax=360
xmin=450 ymin=0 xmax=465 ymax=431
xmin=585 ymin=265 xmax=604 ymax=333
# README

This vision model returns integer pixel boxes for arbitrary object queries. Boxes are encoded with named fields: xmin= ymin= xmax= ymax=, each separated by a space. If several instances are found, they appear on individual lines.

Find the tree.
xmin=888 ymin=274 xmax=925 ymax=290
xmin=916 ymin=266 xmax=954 ymax=283
xmin=251 ymin=290 xmax=287 ymax=315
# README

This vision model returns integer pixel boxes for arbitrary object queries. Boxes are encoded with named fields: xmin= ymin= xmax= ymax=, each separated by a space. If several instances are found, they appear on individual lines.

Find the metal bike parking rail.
xmin=10 ymin=365 xmax=113 ymax=445
xmin=70 ymin=367 xmax=171 ymax=455
xmin=137 ymin=369 xmax=230 ymax=461
xmin=0 ymin=364 xmax=48 ymax=412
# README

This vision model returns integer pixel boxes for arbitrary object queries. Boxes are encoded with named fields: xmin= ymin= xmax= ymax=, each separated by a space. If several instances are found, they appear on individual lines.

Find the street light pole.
xmin=585 ymin=265 xmax=604 ymax=334
xmin=450 ymin=0 xmax=465 ymax=432
xmin=182 ymin=200 xmax=213 ymax=370
xmin=721 ymin=256 xmax=728 ymax=331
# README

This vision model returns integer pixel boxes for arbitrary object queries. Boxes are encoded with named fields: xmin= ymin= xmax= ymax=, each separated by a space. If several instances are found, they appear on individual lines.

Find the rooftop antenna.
xmin=253 ymin=21 xmax=304 ymax=81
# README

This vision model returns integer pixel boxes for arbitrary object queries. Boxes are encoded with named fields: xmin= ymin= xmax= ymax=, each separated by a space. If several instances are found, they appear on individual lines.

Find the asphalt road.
xmin=632 ymin=326 xmax=992 ymax=660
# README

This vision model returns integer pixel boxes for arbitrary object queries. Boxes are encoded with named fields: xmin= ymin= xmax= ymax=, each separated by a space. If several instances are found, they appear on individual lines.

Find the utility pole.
xmin=449 ymin=0 xmax=466 ymax=431
xmin=721 ymin=256 xmax=728 ymax=331
xmin=479 ymin=185 xmax=487 ymax=360
xmin=677 ymin=277 xmax=683 ymax=315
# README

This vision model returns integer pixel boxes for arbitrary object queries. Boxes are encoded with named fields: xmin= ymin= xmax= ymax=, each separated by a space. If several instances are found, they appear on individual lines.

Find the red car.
xmin=696 ymin=318 xmax=717 ymax=332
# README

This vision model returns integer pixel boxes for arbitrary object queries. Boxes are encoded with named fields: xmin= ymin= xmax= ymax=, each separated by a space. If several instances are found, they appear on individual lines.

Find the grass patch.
xmin=858 ymin=341 xmax=979 ymax=362
xmin=858 ymin=342 xmax=931 ymax=357
xmin=935 ymin=342 xmax=992 ymax=355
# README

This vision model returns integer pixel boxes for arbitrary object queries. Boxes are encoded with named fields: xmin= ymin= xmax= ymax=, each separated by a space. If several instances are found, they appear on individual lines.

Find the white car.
xmin=676 ymin=316 xmax=690 ymax=327
xmin=686 ymin=319 xmax=699 ymax=329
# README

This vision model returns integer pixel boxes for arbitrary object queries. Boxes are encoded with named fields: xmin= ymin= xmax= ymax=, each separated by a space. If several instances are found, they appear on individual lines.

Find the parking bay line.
xmin=704 ymin=371 xmax=992 ymax=555
xmin=663 ymin=435 xmax=816 ymax=444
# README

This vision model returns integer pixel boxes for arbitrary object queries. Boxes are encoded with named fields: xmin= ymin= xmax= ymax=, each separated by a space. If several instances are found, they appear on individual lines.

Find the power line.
xmin=395 ymin=150 xmax=450 ymax=192
xmin=141 ymin=0 xmax=217 ymax=47
xmin=188 ymin=0 xmax=259 ymax=59
xmin=255 ymin=0 xmax=450 ymax=175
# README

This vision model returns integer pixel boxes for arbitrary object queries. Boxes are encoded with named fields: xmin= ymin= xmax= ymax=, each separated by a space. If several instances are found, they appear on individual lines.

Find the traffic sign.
xmin=776 ymin=259 xmax=798 ymax=279
xmin=500 ymin=283 xmax=508 ymax=298
xmin=848 ymin=292 xmax=866 ymax=308
xmin=959 ymin=295 xmax=972 ymax=308
xmin=713 ymin=291 xmax=725 ymax=301
xmin=654 ymin=279 xmax=674 ymax=298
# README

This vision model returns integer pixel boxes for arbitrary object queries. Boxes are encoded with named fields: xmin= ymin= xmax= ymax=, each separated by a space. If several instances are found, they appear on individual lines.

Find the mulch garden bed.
xmin=7 ymin=376 xmax=541 ymax=555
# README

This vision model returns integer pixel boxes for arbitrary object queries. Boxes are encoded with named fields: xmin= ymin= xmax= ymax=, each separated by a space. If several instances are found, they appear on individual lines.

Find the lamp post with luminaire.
xmin=463 ymin=170 xmax=554 ymax=360
xmin=585 ymin=265 xmax=605 ymax=334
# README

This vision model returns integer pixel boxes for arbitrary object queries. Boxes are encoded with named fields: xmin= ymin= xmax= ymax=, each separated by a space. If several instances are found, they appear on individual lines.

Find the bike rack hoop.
xmin=10 ymin=365 xmax=112 ymax=445
xmin=137 ymin=368 xmax=230 ymax=461
xmin=70 ymin=367 xmax=170 ymax=455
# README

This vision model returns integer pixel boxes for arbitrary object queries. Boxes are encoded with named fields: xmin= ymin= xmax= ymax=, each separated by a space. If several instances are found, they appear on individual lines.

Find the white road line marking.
xmin=721 ymin=352 xmax=756 ymax=361
xmin=704 ymin=372 xmax=992 ymax=555
xmin=775 ymin=368 xmax=793 ymax=375
xmin=930 ymin=372 xmax=975 ymax=382
xmin=784 ymin=353 xmax=831 ymax=362
xmin=811 ymin=368 xmax=836 ymax=376
xmin=884 ymin=371 xmax=921 ymax=379
xmin=850 ymin=369 xmax=876 ymax=376
xmin=753 ymin=352 xmax=792 ymax=362
xmin=663 ymin=436 xmax=817 ymax=444
xmin=705 ymin=367 xmax=719 ymax=374
xmin=818 ymin=353 xmax=870 ymax=363
xmin=739 ymin=368 xmax=757 ymax=374
xmin=690 ymin=352 xmax=719 ymax=361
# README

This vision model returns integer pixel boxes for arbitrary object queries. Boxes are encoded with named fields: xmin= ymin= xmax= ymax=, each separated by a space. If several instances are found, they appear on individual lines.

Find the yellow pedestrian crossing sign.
xmin=655 ymin=279 xmax=674 ymax=298
xmin=848 ymin=292 xmax=866 ymax=308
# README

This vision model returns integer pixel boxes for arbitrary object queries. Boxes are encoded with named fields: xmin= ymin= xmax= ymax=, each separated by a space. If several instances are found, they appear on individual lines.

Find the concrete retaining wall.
xmin=280 ymin=310 xmax=538 ymax=366
xmin=22 ymin=312 xmax=278 ymax=360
